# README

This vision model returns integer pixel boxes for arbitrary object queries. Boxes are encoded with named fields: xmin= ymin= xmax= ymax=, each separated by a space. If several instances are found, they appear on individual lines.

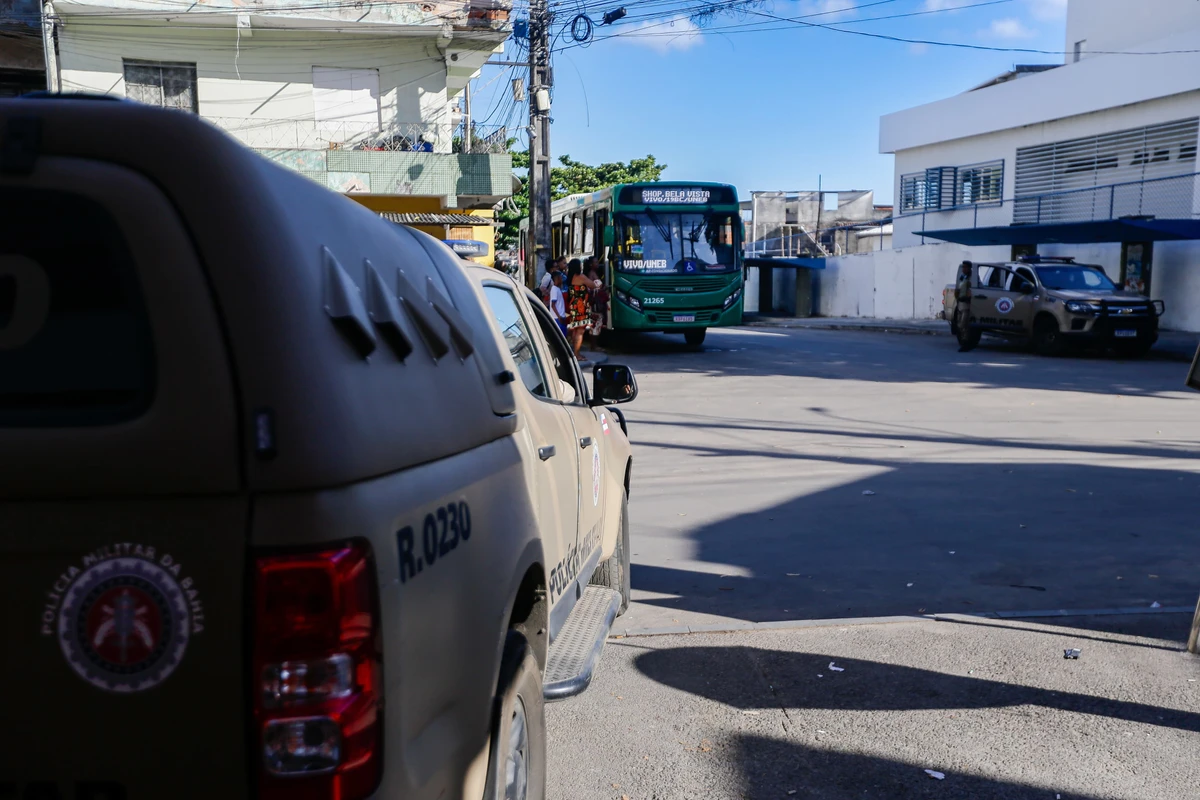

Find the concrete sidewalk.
xmin=548 ymin=612 xmax=1200 ymax=799
xmin=744 ymin=315 xmax=1200 ymax=362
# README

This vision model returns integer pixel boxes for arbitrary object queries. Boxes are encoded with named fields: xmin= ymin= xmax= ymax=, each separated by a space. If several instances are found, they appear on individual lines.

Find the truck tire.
xmin=1032 ymin=315 xmax=1064 ymax=357
xmin=589 ymin=492 xmax=631 ymax=615
xmin=684 ymin=328 xmax=707 ymax=347
xmin=484 ymin=631 xmax=546 ymax=800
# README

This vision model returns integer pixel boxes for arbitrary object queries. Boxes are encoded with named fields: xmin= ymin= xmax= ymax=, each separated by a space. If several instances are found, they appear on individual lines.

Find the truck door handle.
xmin=579 ymin=437 xmax=594 ymax=448
xmin=538 ymin=446 xmax=556 ymax=460
xmin=974 ymin=293 xmax=988 ymax=299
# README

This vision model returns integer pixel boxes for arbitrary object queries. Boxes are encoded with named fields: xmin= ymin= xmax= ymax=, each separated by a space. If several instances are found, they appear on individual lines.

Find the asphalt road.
xmin=546 ymin=327 xmax=1200 ymax=800
xmin=600 ymin=327 xmax=1200 ymax=631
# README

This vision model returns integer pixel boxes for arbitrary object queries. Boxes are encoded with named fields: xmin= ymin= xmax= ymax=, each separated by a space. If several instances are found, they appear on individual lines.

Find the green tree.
xmin=496 ymin=152 xmax=666 ymax=251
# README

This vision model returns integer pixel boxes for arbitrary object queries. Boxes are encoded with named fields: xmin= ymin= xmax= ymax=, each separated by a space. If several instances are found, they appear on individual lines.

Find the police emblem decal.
xmin=42 ymin=547 xmax=204 ymax=693
xmin=995 ymin=297 xmax=1014 ymax=314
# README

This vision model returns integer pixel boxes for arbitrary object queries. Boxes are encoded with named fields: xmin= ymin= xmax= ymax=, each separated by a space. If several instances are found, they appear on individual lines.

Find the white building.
xmin=818 ymin=0 xmax=1200 ymax=329
xmin=42 ymin=0 xmax=514 ymax=261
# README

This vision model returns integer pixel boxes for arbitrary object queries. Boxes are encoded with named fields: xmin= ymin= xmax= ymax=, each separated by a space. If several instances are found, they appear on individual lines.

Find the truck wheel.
xmin=1032 ymin=315 xmax=1064 ymax=357
xmin=484 ymin=631 xmax=546 ymax=800
xmin=684 ymin=328 xmax=707 ymax=347
xmin=589 ymin=492 xmax=631 ymax=615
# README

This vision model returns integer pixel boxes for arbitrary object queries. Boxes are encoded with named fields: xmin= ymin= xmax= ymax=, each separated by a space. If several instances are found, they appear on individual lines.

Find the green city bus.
xmin=520 ymin=182 xmax=744 ymax=346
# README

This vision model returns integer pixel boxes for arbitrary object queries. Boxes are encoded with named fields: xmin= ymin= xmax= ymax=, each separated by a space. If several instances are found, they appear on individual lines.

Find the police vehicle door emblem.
xmin=995 ymin=297 xmax=1014 ymax=314
xmin=41 ymin=546 xmax=204 ymax=693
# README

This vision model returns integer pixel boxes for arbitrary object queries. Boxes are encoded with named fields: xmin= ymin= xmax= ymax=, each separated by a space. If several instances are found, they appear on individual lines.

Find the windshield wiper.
xmin=644 ymin=208 xmax=676 ymax=262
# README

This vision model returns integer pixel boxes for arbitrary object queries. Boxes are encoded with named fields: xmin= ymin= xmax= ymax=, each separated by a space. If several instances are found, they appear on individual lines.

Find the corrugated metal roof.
xmin=380 ymin=212 xmax=497 ymax=226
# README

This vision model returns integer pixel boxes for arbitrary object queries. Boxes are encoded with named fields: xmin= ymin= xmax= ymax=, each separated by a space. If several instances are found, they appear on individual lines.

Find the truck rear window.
xmin=0 ymin=188 xmax=154 ymax=425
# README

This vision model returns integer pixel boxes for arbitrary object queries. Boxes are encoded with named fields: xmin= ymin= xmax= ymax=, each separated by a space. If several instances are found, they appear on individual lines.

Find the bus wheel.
xmin=684 ymin=328 xmax=707 ymax=347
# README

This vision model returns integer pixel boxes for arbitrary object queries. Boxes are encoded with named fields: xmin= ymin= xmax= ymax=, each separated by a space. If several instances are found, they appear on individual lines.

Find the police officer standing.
xmin=955 ymin=260 xmax=980 ymax=352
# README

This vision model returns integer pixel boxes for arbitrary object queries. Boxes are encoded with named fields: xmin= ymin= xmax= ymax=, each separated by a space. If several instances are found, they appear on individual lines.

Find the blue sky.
xmin=473 ymin=0 xmax=1069 ymax=203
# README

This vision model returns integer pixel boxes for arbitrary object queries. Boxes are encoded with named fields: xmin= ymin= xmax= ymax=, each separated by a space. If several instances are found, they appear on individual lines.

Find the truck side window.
xmin=987 ymin=268 xmax=1009 ymax=289
xmin=527 ymin=298 xmax=587 ymax=405
xmin=1016 ymin=267 xmax=1036 ymax=288
xmin=482 ymin=286 xmax=549 ymax=398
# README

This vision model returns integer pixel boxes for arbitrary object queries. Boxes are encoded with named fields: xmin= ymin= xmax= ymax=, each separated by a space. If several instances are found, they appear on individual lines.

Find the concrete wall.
xmin=57 ymin=22 xmax=456 ymax=147
xmin=808 ymin=240 xmax=1200 ymax=332
xmin=812 ymin=243 xmax=1010 ymax=320
xmin=1065 ymin=0 xmax=1200 ymax=61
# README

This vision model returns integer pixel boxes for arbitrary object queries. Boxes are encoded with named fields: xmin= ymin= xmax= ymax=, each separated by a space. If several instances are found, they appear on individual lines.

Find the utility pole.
xmin=526 ymin=0 xmax=552 ymax=288
xmin=462 ymin=79 xmax=472 ymax=154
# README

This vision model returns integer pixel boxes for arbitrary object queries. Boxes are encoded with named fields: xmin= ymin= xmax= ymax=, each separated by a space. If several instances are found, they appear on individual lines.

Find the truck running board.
xmin=543 ymin=586 xmax=621 ymax=701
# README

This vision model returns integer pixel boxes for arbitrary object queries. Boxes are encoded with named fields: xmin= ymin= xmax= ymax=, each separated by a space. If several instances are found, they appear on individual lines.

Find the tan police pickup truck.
xmin=0 ymin=96 xmax=635 ymax=800
xmin=942 ymin=255 xmax=1164 ymax=356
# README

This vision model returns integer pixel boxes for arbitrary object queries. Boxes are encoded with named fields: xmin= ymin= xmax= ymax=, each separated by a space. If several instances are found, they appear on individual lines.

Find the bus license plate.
xmin=1114 ymin=329 xmax=1137 ymax=338
xmin=674 ymin=314 xmax=696 ymax=323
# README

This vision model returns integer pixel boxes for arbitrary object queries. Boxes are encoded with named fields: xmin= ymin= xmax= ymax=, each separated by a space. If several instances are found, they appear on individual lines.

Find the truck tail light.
xmin=253 ymin=541 xmax=382 ymax=800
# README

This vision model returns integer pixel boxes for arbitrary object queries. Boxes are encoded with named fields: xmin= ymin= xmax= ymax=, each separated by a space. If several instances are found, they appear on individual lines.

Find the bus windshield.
xmin=615 ymin=212 xmax=738 ymax=274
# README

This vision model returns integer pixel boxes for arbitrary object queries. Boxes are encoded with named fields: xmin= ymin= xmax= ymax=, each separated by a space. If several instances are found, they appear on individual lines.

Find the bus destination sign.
xmin=619 ymin=185 xmax=735 ymax=206
xmin=641 ymin=188 xmax=710 ymax=204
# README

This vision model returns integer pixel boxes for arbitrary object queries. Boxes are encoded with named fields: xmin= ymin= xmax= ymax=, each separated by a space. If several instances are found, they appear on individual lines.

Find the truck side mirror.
xmin=602 ymin=225 xmax=615 ymax=248
xmin=591 ymin=363 xmax=637 ymax=405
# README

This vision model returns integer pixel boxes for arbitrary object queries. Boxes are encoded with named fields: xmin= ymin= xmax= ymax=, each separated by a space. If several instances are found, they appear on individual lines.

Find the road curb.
xmin=610 ymin=605 xmax=1193 ymax=638
xmin=745 ymin=320 xmax=948 ymax=337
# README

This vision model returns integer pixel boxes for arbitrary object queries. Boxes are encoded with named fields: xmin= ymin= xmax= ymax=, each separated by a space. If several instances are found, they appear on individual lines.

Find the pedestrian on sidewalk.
xmin=539 ymin=257 xmax=565 ymax=306
xmin=567 ymin=259 xmax=602 ymax=360
xmin=586 ymin=260 xmax=609 ymax=347
xmin=550 ymin=270 xmax=569 ymax=339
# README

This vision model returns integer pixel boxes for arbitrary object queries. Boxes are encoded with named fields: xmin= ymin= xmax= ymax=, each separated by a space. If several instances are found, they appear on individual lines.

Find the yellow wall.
xmin=348 ymin=196 xmax=498 ymax=267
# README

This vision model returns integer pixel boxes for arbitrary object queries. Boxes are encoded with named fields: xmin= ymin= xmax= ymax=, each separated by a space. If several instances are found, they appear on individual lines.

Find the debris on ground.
xmin=1064 ymin=648 xmax=1082 ymax=659
xmin=907 ymin=583 xmax=914 ymax=587
xmin=924 ymin=770 xmax=946 ymax=780
xmin=862 ymin=490 xmax=876 ymax=496
xmin=741 ymin=710 xmax=761 ymax=716
xmin=829 ymin=662 xmax=845 ymax=672
xmin=1151 ymin=601 xmax=1162 ymax=608
xmin=949 ymin=550 xmax=956 ymax=554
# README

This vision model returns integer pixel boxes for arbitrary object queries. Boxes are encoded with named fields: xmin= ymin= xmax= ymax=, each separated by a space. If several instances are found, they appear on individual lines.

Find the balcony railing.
xmin=1012 ymin=171 xmax=1199 ymax=225
xmin=206 ymin=116 xmax=510 ymax=155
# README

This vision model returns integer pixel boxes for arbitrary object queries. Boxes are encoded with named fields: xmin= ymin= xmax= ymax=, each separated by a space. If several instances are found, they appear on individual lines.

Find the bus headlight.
xmin=616 ymin=289 xmax=642 ymax=311
xmin=723 ymin=287 xmax=742 ymax=310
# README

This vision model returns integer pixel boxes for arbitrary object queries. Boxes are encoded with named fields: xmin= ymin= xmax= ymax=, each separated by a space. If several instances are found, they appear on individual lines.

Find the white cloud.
xmin=982 ymin=17 xmax=1037 ymax=40
xmin=908 ymin=42 xmax=930 ymax=56
xmin=623 ymin=15 xmax=702 ymax=52
xmin=797 ymin=0 xmax=859 ymax=22
xmin=922 ymin=0 xmax=959 ymax=10
xmin=1027 ymin=0 xmax=1067 ymax=22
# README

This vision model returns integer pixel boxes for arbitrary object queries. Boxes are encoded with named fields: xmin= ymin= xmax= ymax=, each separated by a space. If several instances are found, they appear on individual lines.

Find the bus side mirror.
xmin=602 ymin=225 xmax=614 ymax=248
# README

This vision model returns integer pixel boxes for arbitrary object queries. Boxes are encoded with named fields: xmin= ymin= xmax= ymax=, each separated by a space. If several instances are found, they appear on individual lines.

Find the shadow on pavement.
xmin=605 ymin=328 xmax=1194 ymax=398
xmin=733 ymin=733 xmax=1104 ymax=799
xmin=630 ymin=459 xmax=1200 ymax=626
xmin=633 ymin=645 xmax=1200 ymax=736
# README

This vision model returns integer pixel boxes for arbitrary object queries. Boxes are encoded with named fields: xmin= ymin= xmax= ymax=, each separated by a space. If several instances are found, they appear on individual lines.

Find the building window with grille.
xmin=123 ymin=60 xmax=198 ymax=113
xmin=957 ymin=161 xmax=1004 ymax=205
